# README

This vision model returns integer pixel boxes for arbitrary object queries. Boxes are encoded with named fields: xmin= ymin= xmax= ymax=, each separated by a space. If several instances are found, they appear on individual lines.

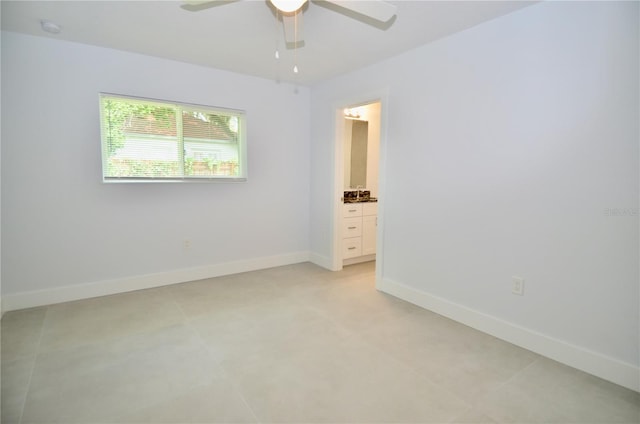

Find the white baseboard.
xmin=378 ymin=277 xmax=640 ymax=393
xmin=310 ymin=253 xmax=376 ymax=270
xmin=2 ymin=251 xmax=310 ymax=313
xmin=309 ymin=252 xmax=335 ymax=270
xmin=343 ymin=254 xmax=375 ymax=266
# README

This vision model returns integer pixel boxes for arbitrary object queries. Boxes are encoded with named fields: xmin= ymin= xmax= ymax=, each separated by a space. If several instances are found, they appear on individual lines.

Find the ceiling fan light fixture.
xmin=270 ymin=0 xmax=307 ymax=13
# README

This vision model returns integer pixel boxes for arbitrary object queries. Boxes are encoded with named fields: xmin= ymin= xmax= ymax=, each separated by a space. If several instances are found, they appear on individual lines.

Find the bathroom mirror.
xmin=344 ymin=119 xmax=368 ymax=189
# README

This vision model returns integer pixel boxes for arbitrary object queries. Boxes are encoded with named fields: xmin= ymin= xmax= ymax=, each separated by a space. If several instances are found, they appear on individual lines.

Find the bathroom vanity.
xmin=341 ymin=103 xmax=381 ymax=265
xmin=342 ymin=198 xmax=377 ymax=264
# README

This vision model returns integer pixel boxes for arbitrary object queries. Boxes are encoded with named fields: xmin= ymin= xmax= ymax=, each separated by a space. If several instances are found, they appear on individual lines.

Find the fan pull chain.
xmin=293 ymin=11 xmax=299 ymax=73
xmin=274 ymin=10 xmax=280 ymax=60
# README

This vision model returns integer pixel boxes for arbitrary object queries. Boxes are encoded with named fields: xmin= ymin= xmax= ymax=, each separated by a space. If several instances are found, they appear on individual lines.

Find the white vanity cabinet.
xmin=342 ymin=204 xmax=363 ymax=259
xmin=342 ymin=202 xmax=377 ymax=263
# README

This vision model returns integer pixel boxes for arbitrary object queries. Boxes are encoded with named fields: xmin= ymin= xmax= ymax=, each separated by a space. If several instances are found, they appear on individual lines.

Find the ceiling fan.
xmin=182 ymin=0 xmax=398 ymax=46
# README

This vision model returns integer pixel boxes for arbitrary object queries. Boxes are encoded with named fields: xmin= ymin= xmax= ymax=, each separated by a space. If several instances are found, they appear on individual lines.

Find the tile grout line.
xmin=467 ymin=355 xmax=542 ymax=424
xmin=332 ymin=310 xmax=477 ymax=423
xmin=277 ymin=268 xmax=476 ymax=423
xmin=17 ymin=307 xmax=50 ymax=424
xmin=164 ymin=284 xmax=263 ymax=424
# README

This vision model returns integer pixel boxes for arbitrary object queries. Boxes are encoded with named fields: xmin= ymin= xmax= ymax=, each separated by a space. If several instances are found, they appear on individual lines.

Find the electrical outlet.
xmin=183 ymin=239 xmax=191 ymax=250
xmin=512 ymin=276 xmax=525 ymax=296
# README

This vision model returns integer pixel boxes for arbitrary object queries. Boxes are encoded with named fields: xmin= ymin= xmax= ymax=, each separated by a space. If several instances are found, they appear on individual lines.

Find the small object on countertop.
xmin=359 ymin=190 xmax=371 ymax=200
xmin=344 ymin=190 xmax=358 ymax=202
xmin=342 ymin=190 xmax=379 ymax=202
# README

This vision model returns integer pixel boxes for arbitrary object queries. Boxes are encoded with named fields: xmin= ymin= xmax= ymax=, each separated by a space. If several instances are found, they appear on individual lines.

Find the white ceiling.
xmin=1 ymin=0 xmax=536 ymax=85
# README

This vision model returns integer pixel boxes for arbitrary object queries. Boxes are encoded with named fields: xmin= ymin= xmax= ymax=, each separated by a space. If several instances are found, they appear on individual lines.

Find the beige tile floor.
xmin=1 ymin=261 xmax=639 ymax=423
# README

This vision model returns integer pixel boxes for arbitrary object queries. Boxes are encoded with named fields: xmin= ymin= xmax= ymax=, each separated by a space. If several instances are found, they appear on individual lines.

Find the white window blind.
xmin=99 ymin=93 xmax=247 ymax=182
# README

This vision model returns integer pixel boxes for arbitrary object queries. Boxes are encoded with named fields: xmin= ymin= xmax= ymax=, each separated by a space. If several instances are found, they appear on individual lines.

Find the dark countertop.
xmin=343 ymin=198 xmax=378 ymax=203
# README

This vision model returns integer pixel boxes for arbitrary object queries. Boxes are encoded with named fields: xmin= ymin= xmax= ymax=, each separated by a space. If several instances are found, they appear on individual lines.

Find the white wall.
xmin=310 ymin=1 xmax=639 ymax=390
xmin=1 ymin=32 xmax=311 ymax=307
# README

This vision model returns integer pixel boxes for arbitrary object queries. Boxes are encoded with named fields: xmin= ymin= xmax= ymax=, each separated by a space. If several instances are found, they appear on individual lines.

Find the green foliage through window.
xmin=99 ymin=94 xmax=246 ymax=182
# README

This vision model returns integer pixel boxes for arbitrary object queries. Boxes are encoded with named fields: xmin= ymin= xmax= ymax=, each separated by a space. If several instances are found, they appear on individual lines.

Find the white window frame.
xmin=99 ymin=93 xmax=247 ymax=183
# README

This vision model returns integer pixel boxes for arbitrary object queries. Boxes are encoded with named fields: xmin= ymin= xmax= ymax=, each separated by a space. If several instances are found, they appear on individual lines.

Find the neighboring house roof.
xmin=124 ymin=112 xmax=237 ymax=141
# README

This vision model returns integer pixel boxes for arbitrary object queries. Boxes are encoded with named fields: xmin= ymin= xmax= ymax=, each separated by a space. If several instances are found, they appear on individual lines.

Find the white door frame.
xmin=330 ymin=89 xmax=389 ymax=287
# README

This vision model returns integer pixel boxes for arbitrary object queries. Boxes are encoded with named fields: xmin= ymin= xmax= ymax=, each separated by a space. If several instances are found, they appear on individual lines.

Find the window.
xmin=99 ymin=93 xmax=247 ymax=182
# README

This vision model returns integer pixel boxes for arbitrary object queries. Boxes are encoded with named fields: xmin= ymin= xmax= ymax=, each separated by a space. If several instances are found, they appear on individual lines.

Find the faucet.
xmin=356 ymin=185 xmax=364 ymax=199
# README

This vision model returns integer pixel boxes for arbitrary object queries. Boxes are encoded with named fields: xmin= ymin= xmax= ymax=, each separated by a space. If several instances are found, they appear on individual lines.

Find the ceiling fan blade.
xmin=282 ymin=12 xmax=304 ymax=46
xmin=181 ymin=0 xmax=239 ymax=12
xmin=320 ymin=0 xmax=397 ymax=22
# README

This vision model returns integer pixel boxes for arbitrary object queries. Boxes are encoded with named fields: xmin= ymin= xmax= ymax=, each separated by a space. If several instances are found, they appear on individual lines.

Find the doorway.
xmin=332 ymin=98 xmax=385 ymax=280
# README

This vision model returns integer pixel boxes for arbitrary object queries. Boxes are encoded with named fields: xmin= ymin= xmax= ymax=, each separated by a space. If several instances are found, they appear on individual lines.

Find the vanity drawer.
xmin=343 ymin=237 xmax=362 ymax=259
xmin=343 ymin=217 xmax=362 ymax=237
xmin=343 ymin=203 xmax=362 ymax=218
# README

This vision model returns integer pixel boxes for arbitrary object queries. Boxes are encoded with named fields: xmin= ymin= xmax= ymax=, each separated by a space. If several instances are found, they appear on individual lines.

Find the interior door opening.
xmin=333 ymin=100 xmax=382 ymax=272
